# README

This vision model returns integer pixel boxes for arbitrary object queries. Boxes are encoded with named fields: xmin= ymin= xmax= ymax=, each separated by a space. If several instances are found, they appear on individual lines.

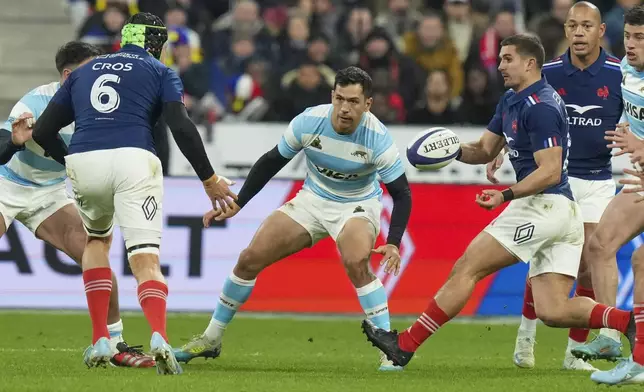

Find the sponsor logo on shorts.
xmin=142 ymin=196 xmax=158 ymax=221
xmin=513 ymin=223 xmax=535 ymax=244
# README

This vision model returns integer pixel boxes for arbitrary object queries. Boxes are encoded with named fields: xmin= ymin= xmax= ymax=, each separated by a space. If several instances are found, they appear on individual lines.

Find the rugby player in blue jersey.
xmin=1 ymin=41 xmax=153 ymax=368
xmin=361 ymin=34 xmax=636 ymax=369
xmin=487 ymin=2 xmax=623 ymax=371
xmin=16 ymin=13 xmax=236 ymax=374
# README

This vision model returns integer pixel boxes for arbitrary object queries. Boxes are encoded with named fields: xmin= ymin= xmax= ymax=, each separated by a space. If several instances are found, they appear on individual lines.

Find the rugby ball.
xmin=406 ymin=127 xmax=461 ymax=170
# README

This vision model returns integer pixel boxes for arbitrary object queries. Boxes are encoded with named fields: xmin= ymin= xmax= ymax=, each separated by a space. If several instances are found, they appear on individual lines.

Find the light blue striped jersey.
xmin=621 ymin=57 xmax=644 ymax=139
xmin=1 ymin=82 xmax=72 ymax=187
xmin=277 ymin=104 xmax=405 ymax=202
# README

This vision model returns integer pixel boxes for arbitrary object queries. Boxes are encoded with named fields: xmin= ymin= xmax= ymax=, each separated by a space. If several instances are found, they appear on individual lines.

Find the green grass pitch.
xmin=0 ymin=311 xmax=628 ymax=391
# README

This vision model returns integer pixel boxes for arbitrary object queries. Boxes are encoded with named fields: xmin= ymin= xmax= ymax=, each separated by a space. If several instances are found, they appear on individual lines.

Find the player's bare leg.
xmin=592 ymin=246 xmax=644 ymax=384
xmin=337 ymin=218 xmax=400 ymax=371
xmin=175 ymin=211 xmax=312 ymax=363
xmin=361 ymin=232 xmax=636 ymax=367
xmin=514 ymin=223 xmax=599 ymax=370
xmin=575 ymin=191 xmax=644 ymax=362
xmin=34 ymin=205 xmax=154 ymax=368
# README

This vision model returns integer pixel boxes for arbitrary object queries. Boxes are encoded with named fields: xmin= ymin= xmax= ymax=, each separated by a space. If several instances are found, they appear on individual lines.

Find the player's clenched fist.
xmin=11 ymin=112 xmax=35 ymax=146
xmin=202 ymin=174 xmax=238 ymax=213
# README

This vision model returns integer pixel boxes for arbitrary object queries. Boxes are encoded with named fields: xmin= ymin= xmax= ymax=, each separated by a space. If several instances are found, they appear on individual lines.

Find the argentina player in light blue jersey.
xmin=174 ymin=66 xmax=412 ymax=371
xmin=0 ymin=41 xmax=153 ymax=368
xmin=588 ymin=5 xmax=644 ymax=386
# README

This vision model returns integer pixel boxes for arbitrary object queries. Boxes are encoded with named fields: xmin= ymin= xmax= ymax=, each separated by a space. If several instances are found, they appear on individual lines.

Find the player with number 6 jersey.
xmin=26 ymin=12 xmax=236 ymax=375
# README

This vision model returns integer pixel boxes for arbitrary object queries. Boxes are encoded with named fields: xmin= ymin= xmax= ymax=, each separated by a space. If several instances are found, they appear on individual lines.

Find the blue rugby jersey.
xmin=488 ymin=77 xmax=573 ymax=200
xmin=49 ymin=44 xmax=183 ymax=155
xmin=542 ymin=49 xmax=622 ymax=180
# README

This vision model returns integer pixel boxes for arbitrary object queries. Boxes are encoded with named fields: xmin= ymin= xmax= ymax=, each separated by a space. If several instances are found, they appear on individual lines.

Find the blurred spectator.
xmin=605 ymin=0 xmax=641 ymax=58
xmin=358 ymin=27 xmax=424 ymax=109
xmin=375 ymin=0 xmax=423 ymax=51
xmin=171 ymin=39 xmax=224 ymax=125
xmin=479 ymin=9 xmax=516 ymax=87
xmin=271 ymin=61 xmax=333 ymax=121
xmin=78 ymin=1 xmax=129 ymax=53
xmin=307 ymin=33 xmax=349 ymax=70
xmin=407 ymin=69 xmax=458 ymax=124
xmin=211 ymin=0 xmax=277 ymax=61
xmin=337 ymin=7 xmax=374 ymax=65
xmin=529 ymin=0 xmax=572 ymax=61
xmin=444 ymin=0 xmax=480 ymax=67
xmin=263 ymin=5 xmax=290 ymax=38
xmin=403 ymin=12 xmax=464 ymax=98
xmin=279 ymin=14 xmax=311 ymax=70
xmin=310 ymin=0 xmax=342 ymax=44
xmin=163 ymin=4 xmax=203 ymax=66
xmin=457 ymin=66 xmax=497 ymax=125
xmin=370 ymin=89 xmax=406 ymax=124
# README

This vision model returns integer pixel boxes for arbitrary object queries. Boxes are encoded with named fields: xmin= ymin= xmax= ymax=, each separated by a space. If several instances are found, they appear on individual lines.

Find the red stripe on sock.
xmin=569 ymin=285 xmax=595 ymax=343
xmin=522 ymin=280 xmax=536 ymax=320
xmin=398 ymin=298 xmax=450 ymax=352
xmin=137 ymin=280 xmax=168 ymax=342
xmin=83 ymin=267 xmax=112 ymax=344
xmin=589 ymin=304 xmax=630 ymax=333
xmin=634 ymin=305 xmax=644 ymax=365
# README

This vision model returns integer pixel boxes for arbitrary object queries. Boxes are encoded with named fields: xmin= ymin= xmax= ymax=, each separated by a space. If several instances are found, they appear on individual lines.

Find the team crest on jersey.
xmin=511 ymin=120 xmax=518 ymax=132
xmin=310 ymin=137 xmax=322 ymax=149
xmin=597 ymin=86 xmax=609 ymax=99
xmin=351 ymin=150 xmax=367 ymax=159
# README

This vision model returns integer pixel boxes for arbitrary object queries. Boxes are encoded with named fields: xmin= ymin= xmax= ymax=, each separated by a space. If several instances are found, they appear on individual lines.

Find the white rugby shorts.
xmin=484 ymin=194 xmax=584 ymax=278
xmin=0 ymin=176 xmax=73 ymax=233
xmin=65 ymin=147 xmax=163 ymax=257
xmin=568 ymin=177 xmax=615 ymax=223
xmin=277 ymin=189 xmax=381 ymax=245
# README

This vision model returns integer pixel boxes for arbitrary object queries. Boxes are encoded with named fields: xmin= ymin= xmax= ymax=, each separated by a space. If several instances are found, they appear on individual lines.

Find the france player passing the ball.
xmin=362 ymin=34 xmax=637 ymax=369
xmin=174 ymin=66 xmax=412 ymax=371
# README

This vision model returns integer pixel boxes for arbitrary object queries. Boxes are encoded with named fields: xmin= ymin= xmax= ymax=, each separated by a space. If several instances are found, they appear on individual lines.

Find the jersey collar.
xmin=507 ymin=76 xmax=547 ymax=106
xmin=561 ymin=48 xmax=606 ymax=76
xmin=120 ymin=44 xmax=150 ymax=56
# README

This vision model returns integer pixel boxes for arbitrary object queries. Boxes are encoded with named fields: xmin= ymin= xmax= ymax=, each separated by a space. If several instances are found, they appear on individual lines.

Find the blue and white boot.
xmin=591 ymin=357 xmax=644 ymax=385
xmin=150 ymin=332 xmax=183 ymax=375
xmin=83 ymin=337 xmax=112 ymax=368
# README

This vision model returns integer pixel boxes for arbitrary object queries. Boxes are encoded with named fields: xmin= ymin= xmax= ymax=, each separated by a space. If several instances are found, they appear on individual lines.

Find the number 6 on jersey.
xmin=91 ymin=74 xmax=121 ymax=114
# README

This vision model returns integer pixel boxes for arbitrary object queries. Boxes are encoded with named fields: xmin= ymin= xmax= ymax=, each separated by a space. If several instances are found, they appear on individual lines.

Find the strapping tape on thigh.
xmin=126 ymin=243 xmax=160 ymax=257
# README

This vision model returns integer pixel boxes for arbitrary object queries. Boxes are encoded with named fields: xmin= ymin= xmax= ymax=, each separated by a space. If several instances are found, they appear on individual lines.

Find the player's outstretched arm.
xmin=235 ymin=145 xmax=291 ymax=209
xmin=457 ymin=130 xmax=506 ymax=165
xmin=163 ymin=101 xmax=215 ymax=181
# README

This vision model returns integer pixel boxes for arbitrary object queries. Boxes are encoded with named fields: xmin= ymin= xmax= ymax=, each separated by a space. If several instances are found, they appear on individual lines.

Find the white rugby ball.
xmin=406 ymin=127 xmax=461 ymax=170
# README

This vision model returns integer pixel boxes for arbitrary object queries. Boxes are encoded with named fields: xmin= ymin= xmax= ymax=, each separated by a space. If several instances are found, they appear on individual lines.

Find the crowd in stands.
xmin=65 ymin=0 xmax=639 ymax=128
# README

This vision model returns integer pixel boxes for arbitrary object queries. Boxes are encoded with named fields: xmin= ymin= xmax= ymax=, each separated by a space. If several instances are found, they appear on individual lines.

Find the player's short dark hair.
xmin=334 ymin=66 xmax=373 ymax=98
xmin=625 ymin=5 xmax=644 ymax=26
xmin=122 ymin=12 xmax=167 ymax=60
xmin=500 ymin=33 xmax=545 ymax=69
xmin=55 ymin=41 xmax=102 ymax=74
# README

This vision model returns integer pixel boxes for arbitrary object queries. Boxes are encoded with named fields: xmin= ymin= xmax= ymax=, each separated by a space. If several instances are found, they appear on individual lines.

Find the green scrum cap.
xmin=120 ymin=12 xmax=168 ymax=60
